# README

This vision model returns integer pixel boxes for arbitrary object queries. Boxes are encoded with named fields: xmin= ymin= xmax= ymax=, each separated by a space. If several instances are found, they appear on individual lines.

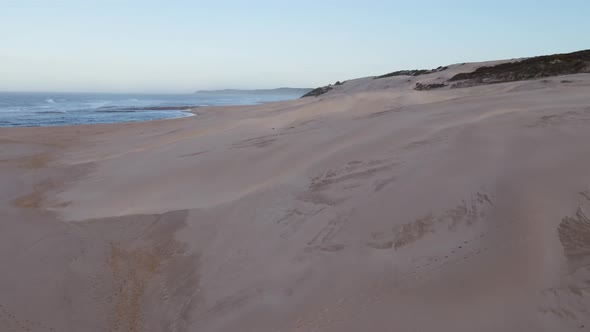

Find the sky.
xmin=1 ymin=0 xmax=589 ymax=93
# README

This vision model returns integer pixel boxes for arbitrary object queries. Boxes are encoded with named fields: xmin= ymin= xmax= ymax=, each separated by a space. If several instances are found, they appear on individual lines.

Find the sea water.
xmin=0 ymin=91 xmax=304 ymax=127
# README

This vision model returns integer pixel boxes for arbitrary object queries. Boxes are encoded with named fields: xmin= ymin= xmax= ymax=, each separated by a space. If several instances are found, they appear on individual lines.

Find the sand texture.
xmin=2 ymin=63 xmax=590 ymax=331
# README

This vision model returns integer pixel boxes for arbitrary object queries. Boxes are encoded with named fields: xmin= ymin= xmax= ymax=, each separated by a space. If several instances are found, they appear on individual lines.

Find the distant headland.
xmin=194 ymin=88 xmax=313 ymax=96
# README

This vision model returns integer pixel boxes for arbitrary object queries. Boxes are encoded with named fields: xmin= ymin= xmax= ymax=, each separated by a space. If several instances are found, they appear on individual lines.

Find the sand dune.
xmin=1 ymin=59 xmax=590 ymax=331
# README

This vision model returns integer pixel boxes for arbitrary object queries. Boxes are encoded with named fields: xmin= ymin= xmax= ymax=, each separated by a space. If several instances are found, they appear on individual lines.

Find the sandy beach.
xmin=2 ymin=60 xmax=590 ymax=331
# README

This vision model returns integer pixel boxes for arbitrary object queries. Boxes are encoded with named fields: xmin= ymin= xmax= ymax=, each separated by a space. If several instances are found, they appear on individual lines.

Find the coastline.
xmin=2 ymin=71 xmax=590 ymax=331
xmin=0 ymin=90 xmax=306 ymax=128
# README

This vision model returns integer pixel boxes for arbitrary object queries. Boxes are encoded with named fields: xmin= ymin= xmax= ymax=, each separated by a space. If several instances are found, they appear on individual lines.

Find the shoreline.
xmin=0 ymin=91 xmax=307 ymax=128
xmin=0 ymin=95 xmax=315 ymax=130
xmin=0 ymin=110 xmax=196 ymax=129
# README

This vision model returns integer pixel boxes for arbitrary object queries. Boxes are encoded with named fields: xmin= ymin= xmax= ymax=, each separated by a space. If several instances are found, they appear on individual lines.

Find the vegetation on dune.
xmin=449 ymin=49 xmax=590 ymax=84
xmin=301 ymin=86 xmax=334 ymax=98
xmin=302 ymin=49 xmax=590 ymax=97
xmin=414 ymin=82 xmax=446 ymax=91
xmin=374 ymin=66 xmax=448 ymax=79
xmin=300 ymin=80 xmax=346 ymax=98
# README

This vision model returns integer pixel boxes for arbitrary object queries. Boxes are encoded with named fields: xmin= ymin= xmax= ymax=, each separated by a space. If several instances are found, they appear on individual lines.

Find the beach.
xmin=2 ymin=64 xmax=590 ymax=331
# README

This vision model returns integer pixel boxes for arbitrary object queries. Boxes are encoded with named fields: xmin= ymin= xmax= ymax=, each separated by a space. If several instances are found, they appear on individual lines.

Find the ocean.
xmin=0 ymin=91 xmax=305 ymax=127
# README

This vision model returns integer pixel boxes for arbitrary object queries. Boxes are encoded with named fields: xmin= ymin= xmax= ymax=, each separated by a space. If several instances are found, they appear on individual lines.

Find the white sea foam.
xmin=1 ymin=92 xmax=294 ymax=127
xmin=35 ymin=110 xmax=67 ymax=114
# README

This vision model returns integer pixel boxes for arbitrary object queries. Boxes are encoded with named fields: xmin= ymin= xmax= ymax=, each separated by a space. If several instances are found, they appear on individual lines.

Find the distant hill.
xmin=194 ymin=88 xmax=313 ymax=96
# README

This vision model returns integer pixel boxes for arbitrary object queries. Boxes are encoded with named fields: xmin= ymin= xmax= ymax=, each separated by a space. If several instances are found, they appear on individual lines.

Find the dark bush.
xmin=375 ymin=66 xmax=448 ymax=79
xmin=414 ymin=82 xmax=446 ymax=91
xmin=449 ymin=49 xmax=590 ymax=83
xmin=301 ymin=86 xmax=334 ymax=98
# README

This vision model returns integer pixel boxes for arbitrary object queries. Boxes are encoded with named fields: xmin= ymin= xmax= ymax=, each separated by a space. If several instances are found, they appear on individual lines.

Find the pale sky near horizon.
xmin=1 ymin=0 xmax=589 ymax=93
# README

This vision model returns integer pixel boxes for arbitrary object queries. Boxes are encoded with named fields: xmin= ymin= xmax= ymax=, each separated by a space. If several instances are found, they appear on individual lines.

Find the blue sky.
xmin=1 ymin=0 xmax=589 ymax=93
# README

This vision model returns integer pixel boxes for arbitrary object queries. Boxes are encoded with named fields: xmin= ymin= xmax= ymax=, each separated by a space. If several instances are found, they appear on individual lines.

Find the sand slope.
xmin=2 ymin=71 xmax=590 ymax=331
